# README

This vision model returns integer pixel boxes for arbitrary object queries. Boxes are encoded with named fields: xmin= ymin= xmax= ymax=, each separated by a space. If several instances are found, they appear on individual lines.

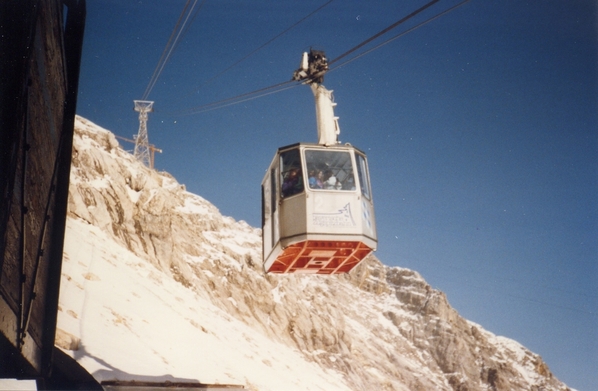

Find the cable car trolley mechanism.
xmin=262 ymin=50 xmax=377 ymax=274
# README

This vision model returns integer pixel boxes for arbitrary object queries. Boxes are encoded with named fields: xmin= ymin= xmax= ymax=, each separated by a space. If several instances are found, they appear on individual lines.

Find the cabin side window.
xmin=304 ymin=150 xmax=355 ymax=191
xmin=280 ymin=149 xmax=304 ymax=198
xmin=356 ymin=153 xmax=371 ymax=200
xmin=270 ymin=168 xmax=277 ymax=213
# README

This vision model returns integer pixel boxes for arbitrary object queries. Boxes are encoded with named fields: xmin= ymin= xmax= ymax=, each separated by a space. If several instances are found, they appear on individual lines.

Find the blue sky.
xmin=76 ymin=1 xmax=597 ymax=389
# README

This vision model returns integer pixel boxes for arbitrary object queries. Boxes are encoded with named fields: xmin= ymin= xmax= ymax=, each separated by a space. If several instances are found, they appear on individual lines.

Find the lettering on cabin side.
xmin=312 ymin=203 xmax=355 ymax=227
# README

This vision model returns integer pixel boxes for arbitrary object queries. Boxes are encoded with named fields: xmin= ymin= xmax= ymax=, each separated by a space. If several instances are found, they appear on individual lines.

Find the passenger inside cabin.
xmin=282 ymin=168 xmax=303 ymax=197
xmin=308 ymin=169 xmax=324 ymax=189
xmin=323 ymin=169 xmax=338 ymax=189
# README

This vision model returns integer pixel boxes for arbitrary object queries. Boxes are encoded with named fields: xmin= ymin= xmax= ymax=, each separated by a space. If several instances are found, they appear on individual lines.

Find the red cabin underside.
xmin=266 ymin=240 xmax=373 ymax=274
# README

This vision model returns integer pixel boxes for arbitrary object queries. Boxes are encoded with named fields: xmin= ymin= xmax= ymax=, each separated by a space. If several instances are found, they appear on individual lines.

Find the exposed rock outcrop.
xmin=60 ymin=116 xmax=571 ymax=391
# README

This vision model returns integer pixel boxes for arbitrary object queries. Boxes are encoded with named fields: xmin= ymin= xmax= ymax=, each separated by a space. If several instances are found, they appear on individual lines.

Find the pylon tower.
xmin=133 ymin=100 xmax=154 ymax=168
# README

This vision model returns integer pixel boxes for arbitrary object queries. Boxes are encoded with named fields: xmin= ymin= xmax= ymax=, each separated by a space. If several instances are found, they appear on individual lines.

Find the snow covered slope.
xmin=56 ymin=116 xmax=572 ymax=391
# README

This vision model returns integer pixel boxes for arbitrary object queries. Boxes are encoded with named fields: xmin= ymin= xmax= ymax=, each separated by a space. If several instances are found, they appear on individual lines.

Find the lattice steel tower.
xmin=133 ymin=100 xmax=154 ymax=167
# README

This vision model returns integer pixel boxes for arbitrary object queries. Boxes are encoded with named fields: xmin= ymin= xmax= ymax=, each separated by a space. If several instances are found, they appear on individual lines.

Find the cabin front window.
xmin=304 ymin=150 xmax=355 ymax=191
xmin=280 ymin=149 xmax=304 ymax=198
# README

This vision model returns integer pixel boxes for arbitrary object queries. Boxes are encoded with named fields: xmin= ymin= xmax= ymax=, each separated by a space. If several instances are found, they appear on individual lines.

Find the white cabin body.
xmin=262 ymin=142 xmax=377 ymax=274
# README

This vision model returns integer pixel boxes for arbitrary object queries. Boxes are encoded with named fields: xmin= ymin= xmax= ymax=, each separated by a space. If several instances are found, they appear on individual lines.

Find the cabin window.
xmin=270 ymin=169 xmax=277 ymax=212
xmin=280 ymin=149 xmax=304 ymax=198
xmin=304 ymin=150 xmax=355 ymax=191
xmin=270 ymin=168 xmax=278 ymax=247
xmin=356 ymin=153 xmax=371 ymax=200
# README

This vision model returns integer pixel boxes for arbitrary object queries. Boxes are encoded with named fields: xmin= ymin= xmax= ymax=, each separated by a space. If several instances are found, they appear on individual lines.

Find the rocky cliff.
xmin=57 ymin=116 xmax=571 ymax=391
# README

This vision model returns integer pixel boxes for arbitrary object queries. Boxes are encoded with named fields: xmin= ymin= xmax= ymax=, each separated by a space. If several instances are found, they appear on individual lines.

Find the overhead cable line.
xmin=170 ymin=0 xmax=205 ymax=56
xmin=328 ymin=0 xmax=471 ymax=73
xmin=176 ymin=0 xmax=467 ymax=115
xmin=185 ymin=83 xmax=301 ymax=114
xmin=196 ymin=0 xmax=334 ymax=91
xmin=328 ymin=0 xmax=442 ymax=66
xmin=142 ymin=0 xmax=206 ymax=100
xmin=173 ymin=0 xmax=335 ymax=105
xmin=175 ymin=80 xmax=300 ymax=115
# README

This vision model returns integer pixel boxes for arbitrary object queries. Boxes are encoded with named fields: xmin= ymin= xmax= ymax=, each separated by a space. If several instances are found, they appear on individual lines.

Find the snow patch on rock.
xmin=57 ymin=116 xmax=572 ymax=391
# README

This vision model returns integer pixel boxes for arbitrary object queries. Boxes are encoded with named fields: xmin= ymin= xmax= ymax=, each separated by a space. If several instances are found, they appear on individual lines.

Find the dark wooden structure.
xmin=0 ymin=0 xmax=90 ymax=387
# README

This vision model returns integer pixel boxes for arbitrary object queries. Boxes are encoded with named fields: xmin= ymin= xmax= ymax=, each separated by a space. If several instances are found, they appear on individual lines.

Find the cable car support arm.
xmin=293 ymin=50 xmax=340 ymax=147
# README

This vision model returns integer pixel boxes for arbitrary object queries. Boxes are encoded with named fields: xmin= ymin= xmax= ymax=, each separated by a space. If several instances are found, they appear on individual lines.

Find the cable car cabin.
xmin=262 ymin=143 xmax=377 ymax=274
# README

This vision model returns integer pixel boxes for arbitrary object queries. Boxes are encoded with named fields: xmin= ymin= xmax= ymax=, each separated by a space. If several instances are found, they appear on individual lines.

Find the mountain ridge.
xmin=56 ymin=115 xmax=572 ymax=391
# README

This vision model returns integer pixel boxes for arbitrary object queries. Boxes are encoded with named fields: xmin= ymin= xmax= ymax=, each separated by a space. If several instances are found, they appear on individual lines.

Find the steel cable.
xmin=176 ymin=0 xmax=468 ymax=115
xmin=328 ymin=0 xmax=471 ymax=73
xmin=142 ymin=0 xmax=206 ymax=100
